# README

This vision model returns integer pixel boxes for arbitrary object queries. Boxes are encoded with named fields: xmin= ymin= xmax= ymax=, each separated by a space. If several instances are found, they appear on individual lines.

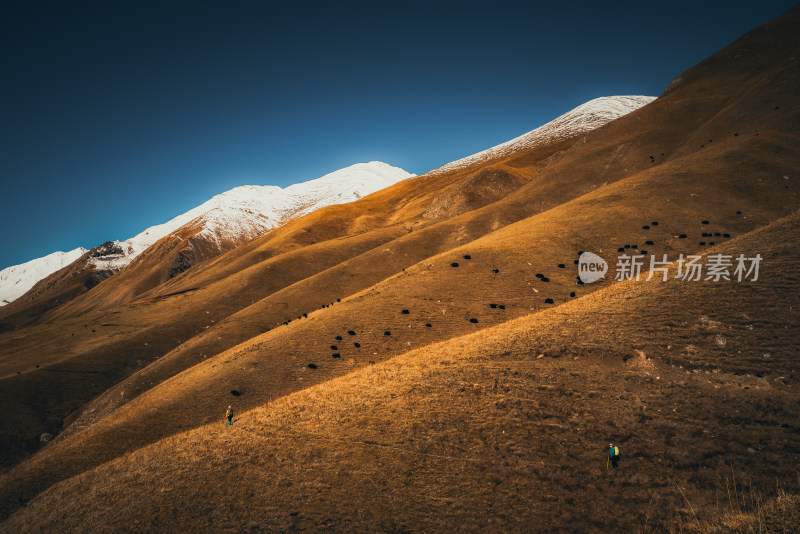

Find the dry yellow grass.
xmin=3 ymin=211 xmax=799 ymax=532
xmin=0 ymin=5 xmax=799 ymax=531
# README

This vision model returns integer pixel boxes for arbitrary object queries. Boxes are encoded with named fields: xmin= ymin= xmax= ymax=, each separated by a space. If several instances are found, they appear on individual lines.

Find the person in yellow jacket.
xmin=226 ymin=406 xmax=234 ymax=426
xmin=608 ymin=443 xmax=620 ymax=468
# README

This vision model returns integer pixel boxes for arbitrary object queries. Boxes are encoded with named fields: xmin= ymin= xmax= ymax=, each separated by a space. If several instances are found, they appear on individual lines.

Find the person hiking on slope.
xmin=226 ymin=406 xmax=234 ymax=426
xmin=608 ymin=443 xmax=620 ymax=469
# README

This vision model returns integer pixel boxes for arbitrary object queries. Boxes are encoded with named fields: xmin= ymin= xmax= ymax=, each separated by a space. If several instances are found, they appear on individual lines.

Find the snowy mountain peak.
xmin=0 ymin=162 xmax=413 ymax=307
xmin=0 ymin=248 xmax=88 ymax=306
xmin=88 ymin=161 xmax=414 ymax=270
xmin=430 ymin=95 xmax=656 ymax=174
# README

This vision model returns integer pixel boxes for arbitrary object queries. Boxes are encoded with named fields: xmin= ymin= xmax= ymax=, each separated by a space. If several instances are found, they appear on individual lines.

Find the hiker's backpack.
xmin=612 ymin=446 xmax=619 ymax=457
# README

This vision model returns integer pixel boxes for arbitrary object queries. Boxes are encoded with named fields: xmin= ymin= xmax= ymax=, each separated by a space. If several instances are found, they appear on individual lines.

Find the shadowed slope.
xmin=423 ymin=165 xmax=529 ymax=219
xmin=0 ymin=243 xmax=122 ymax=330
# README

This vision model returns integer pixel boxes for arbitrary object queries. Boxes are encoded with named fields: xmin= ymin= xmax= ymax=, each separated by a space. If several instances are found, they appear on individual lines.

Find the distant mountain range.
xmin=0 ymin=96 xmax=653 ymax=309
xmin=0 ymin=162 xmax=413 ymax=309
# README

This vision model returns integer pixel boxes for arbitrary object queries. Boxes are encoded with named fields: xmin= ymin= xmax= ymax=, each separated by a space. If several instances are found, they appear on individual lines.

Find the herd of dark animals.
xmin=246 ymin=209 xmax=740 ymax=381
xmin=203 ymin=139 xmax=768 ymax=394
xmin=225 ymin=209 xmax=753 ymax=427
xmin=10 ymin=208 xmax=742 ymax=379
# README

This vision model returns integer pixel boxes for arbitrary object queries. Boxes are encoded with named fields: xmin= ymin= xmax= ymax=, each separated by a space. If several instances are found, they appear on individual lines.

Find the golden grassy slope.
xmin=0 ymin=140 xmax=576 ymax=472
xmin=3 ymin=210 xmax=797 ymax=533
xmin=0 ymin=4 xmax=798 ymax=528
xmin=1 ymin=111 xmax=797 ymax=524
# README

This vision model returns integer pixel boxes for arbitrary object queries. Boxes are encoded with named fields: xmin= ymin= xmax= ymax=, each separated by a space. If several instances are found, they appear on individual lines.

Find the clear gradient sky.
xmin=1 ymin=0 xmax=796 ymax=269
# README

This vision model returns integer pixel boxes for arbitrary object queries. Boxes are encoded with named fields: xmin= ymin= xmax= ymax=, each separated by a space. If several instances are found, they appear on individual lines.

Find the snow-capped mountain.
xmin=0 ymin=93 xmax=650 ymax=310
xmin=89 ymin=161 xmax=413 ymax=270
xmin=0 ymin=162 xmax=413 ymax=309
xmin=430 ymin=95 xmax=656 ymax=174
xmin=0 ymin=248 xmax=87 ymax=306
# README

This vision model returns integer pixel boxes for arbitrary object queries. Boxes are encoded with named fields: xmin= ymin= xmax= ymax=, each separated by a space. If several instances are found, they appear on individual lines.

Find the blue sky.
xmin=0 ymin=0 xmax=796 ymax=269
